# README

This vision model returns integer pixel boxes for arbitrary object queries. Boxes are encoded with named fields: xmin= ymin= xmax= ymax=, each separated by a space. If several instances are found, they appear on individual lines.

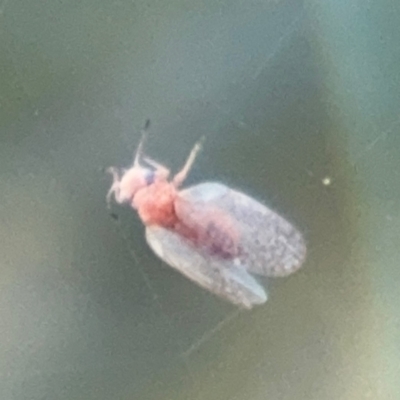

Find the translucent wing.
xmin=146 ymin=225 xmax=267 ymax=309
xmin=176 ymin=182 xmax=306 ymax=277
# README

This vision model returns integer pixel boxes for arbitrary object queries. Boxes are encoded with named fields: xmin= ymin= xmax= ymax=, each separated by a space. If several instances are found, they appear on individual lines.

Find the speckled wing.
xmin=176 ymin=182 xmax=306 ymax=277
xmin=146 ymin=225 xmax=267 ymax=309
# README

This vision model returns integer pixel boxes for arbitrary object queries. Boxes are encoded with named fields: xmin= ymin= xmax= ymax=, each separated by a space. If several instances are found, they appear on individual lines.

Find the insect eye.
xmin=145 ymin=170 xmax=155 ymax=185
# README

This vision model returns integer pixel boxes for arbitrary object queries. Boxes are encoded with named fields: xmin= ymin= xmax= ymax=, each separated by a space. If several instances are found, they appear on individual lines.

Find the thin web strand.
xmin=108 ymin=211 xmax=198 ymax=385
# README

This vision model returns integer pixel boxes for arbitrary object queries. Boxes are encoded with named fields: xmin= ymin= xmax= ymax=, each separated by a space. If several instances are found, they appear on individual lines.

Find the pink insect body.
xmin=107 ymin=132 xmax=306 ymax=309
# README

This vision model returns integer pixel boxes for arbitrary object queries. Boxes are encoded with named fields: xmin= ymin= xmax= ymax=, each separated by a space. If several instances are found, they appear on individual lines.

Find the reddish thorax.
xmin=133 ymin=181 xmax=179 ymax=228
xmin=132 ymin=181 xmax=239 ymax=259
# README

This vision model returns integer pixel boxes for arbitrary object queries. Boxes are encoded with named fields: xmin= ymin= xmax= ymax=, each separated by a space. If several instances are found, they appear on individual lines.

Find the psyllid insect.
xmin=107 ymin=124 xmax=306 ymax=309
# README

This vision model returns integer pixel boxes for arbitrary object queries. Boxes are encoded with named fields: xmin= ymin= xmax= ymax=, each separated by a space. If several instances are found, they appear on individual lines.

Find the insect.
xmin=107 ymin=124 xmax=306 ymax=309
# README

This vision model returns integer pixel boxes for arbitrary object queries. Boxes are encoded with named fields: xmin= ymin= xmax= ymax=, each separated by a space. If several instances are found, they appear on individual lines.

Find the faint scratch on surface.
xmin=181 ymin=309 xmax=242 ymax=358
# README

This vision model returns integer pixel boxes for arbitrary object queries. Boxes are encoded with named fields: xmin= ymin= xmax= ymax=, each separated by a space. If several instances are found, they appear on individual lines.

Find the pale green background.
xmin=1 ymin=1 xmax=399 ymax=399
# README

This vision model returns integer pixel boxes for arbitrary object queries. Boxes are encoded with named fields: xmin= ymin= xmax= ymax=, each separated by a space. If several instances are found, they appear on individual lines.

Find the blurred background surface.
xmin=1 ymin=0 xmax=399 ymax=399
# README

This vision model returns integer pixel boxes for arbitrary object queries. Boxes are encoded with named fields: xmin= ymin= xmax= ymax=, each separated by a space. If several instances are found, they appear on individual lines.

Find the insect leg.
xmin=133 ymin=119 xmax=151 ymax=167
xmin=106 ymin=167 xmax=121 ymax=207
xmin=143 ymin=157 xmax=170 ymax=180
xmin=173 ymin=137 xmax=204 ymax=187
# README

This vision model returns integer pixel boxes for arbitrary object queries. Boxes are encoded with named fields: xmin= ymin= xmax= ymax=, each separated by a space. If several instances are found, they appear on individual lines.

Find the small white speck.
xmin=322 ymin=176 xmax=332 ymax=186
